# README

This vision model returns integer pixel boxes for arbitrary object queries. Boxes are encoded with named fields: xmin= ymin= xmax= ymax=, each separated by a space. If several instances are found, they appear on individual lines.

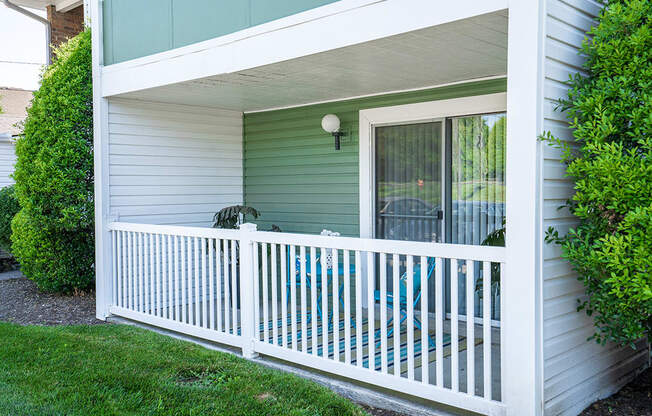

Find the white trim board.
xmin=358 ymin=92 xmax=508 ymax=239
xmin=244 ymin=75 xmax=507 ymax=115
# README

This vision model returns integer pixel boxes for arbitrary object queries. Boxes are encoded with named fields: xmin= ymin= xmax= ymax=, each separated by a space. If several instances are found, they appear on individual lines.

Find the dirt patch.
xmin=580 ymin=367 xmax=652 ymax=416
xmin=358 ymin=404 xmax=407 ymax=416
xmin=255 ymin=392 xmax=276 ymax=402
xmin=175 ymin=366 xmax=232 ymax=388
xmin=0 ymin=277 xmax=103 ymax=326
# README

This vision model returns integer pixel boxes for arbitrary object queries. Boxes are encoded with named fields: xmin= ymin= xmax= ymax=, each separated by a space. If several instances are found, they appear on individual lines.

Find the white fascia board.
xmin=100 ymin=0 xmax=508 ymax=97
xmin=9 ymin=0 xmax=81 ymax=11
xmin=56 ymin=0 xmax=82 ymax=12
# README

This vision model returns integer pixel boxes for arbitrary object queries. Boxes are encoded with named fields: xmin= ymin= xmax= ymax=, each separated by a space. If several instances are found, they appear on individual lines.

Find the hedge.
xmin=544 ymin=0 xmax=651 ymax=346
xmin=11 ymin=29 xmax=94 ymax=292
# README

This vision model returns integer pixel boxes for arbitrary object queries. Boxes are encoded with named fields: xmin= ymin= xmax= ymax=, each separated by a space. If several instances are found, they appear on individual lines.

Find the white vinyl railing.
xmin=107 ymin=222 xmax=506 ymax=416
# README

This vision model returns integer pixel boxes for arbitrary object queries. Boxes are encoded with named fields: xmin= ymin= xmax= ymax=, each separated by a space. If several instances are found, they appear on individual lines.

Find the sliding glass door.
xmin=374 ymin=121 xmax=444 ymax=243
xmin=372 ymin=113 xmax=506 ymax=320
xmin=372 ymin=114 xmax=506 ymax=245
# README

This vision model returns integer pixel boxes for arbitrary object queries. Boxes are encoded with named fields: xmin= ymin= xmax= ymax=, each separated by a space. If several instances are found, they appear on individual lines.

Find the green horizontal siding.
xmin=102 ymin=0 xmax=340 ymax=65
xmin=243 ymin=78 xmax=507 ymax=236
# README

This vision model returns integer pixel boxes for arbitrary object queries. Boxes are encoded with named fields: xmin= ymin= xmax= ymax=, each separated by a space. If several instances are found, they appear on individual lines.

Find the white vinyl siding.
xmin=0 ymin=138 xmax=15 ymax=189
xmin=542 ymin=1 xmax=649 ymax=415
xmin=108 ymin=98 xmax=243 ymax=227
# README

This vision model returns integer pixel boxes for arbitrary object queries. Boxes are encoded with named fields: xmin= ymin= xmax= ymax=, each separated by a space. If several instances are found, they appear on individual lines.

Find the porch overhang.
xmin=102 ymin=5 xmax=508 ymax=112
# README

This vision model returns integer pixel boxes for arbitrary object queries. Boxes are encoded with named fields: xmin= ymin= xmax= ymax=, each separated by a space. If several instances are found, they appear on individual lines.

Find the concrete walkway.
xmin=0 ymin=270 xmax=23 ymax=281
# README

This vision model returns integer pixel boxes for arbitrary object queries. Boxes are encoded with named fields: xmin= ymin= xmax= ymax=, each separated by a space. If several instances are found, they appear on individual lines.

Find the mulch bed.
xmin=581 ymin=366 xmax=652 ymax=416
xmin=0 ymin=277 xmax=103 ymax=326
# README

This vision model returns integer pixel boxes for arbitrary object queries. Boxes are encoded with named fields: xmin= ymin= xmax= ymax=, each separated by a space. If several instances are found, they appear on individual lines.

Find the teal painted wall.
xmin=102 ymin=0 xmax=339 ymax=65
xmin=243 ymin=78 xmax=507 ymax=236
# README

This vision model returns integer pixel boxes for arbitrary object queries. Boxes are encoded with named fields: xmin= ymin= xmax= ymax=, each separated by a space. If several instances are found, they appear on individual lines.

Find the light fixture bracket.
xmin=332 ymin=131 xmax=345 ymax=151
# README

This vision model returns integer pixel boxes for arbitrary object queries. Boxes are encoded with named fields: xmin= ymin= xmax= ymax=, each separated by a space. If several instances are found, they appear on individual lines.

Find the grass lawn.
xmin=0 ymin=323 xmax=367 ymax=416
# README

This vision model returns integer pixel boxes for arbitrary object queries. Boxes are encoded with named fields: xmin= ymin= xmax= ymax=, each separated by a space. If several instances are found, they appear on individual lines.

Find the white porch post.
xmin=239 ymin=223 xmax=259 ymax=359
xmin=91 ymin=0 xmax=112 ymax=320
xmin=504 ymin=1 xmax=545 ymax=415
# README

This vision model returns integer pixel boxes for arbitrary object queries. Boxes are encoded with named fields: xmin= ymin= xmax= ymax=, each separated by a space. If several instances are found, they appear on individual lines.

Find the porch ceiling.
xmin=114 ymin=10 xmax=507 ymax=113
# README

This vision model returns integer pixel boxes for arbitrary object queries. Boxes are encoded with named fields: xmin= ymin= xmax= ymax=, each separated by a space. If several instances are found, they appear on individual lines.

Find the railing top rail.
xmin=108 ymin=222 xmax=242 ymax=240
xmin=251 ymin=231 xmax=506 ymax=263
xmin=108 ymin=222 xmax=506 ymax=262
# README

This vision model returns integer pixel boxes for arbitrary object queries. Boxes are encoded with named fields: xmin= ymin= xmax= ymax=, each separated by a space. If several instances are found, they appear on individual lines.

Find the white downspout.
xmin=2 ymin=0 xmax=51 ymax=65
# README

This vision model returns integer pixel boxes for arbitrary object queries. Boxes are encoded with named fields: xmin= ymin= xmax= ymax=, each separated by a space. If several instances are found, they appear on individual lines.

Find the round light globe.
xmin=321 ymin=114 xmax=340 ymax=133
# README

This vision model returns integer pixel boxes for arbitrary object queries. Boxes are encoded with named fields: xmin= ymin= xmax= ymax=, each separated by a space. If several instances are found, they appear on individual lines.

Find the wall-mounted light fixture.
xmin=321 ymin=114 xmax=345 ymax=150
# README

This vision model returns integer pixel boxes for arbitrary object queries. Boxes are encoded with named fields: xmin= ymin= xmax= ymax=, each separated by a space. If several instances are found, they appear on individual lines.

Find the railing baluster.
xmin=174 ymin=236 xmax=180 ymax=321
xmin=136 ymin=233 xmax=141 ymax=312
xmin=161 ymin=235 xmax=170 ymax=318
xmin=483 ymin=260 xmax=492 ymax=400
xmin=290 ymin=245 xmax=298 ymax=351
xmin=140 ymin=233 xmax=145 ymax=313
xmin=281 ymin=244 xmax=287 ymax=348
xmin=344 ymin=249 xmax=352 ymax=365
xmin=223 ymin=239 xmax=230 ymax=333
xmin=355 ymin=251 xmax=363 ymax=367
xmin=420 ymin=256 xmax=429 ymax=385
xmin=156 ymin=234 xmax=161 ymax=317
xmin=189 ymin=237 xmax=195 ymax=325
xmin=321 ymin=248 xmax=328 ymax=358
xmin=160 ymin=235 xmax=166 ymax=317
xmin=129 ymin=231 xmax=134 ymax=311
xmin=215 ymin=239 xmax=222 ymax=332
xmin=209 ymin=238 xmax=215 ymax=329
xmin=194 ymin=237 xmax=200 ymax=326
xmin=342 ymin=250 xmax=351 ymax=364
xmin=143 ymin=233 xmax=152 ymax=314
xmin=162 ymin=234 xmax=168 ymax=318
xmin=159 ymin=234 xmax=165 ymax=318
xmin=181 ymin=236 xmax=187 ymax=324
xmin=149 ymin=234 xmax=154 ymax=316
xmin=112 ymin=231 xmax=118 ymax=305
xmin=332 ymin=248 xmax=339 ymax=362
xmin=262 ymin=243 xmax=269 ymax=343
xmin=367 ymin=252 xmax=375 ymax=371
xmin=300 ymin=246 xmax=307 ymax=353
xmin=230 ymin=239 xmax=238 ymax=333
xmin=466 ymin=260 xmax=475 ymax=395
xmin=451 ymin=258 xmax=459 ymax=392
xmin=392 ymin=253 xmax=400 ymax=377
xmin=118 ymin=231 xmax=124 ymax=308
xmin=167 ymin=235 xmax=173 ymax=321
xmin=202 ymin=237 xmax=207 ymax=328
xmin=144 ymin=233 xmax=150 ymax=315
xmin=271 ymin=244 xmax=278 ymax=346
xmin=379 ymin=252 xmax=388 ymax=373
xmin=310 ymin=246 xmax=318 ymax=355
xmin=253 ymin=242 xmax=260 ymax=341
xmin=435 ymin=257 xmax=444 ymax=387
xmin=406 ymin=255 xmax=415 ymax=381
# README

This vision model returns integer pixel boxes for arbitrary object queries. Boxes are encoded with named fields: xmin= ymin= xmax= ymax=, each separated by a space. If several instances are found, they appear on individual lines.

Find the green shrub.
xmin=544 ymin=0 xmax=652 ymax=346
xmin=0 ymin=186 xmax=20 ymax=253
xmin=11 ymin=29 xmax=94 ymax=293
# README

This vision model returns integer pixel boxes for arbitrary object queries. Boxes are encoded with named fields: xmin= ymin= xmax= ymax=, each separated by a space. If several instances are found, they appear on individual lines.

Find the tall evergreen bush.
xmin=544 ymin=0 xmax=651 ymax=346
xmin=11 ymin=30 xmax=94 ymax=292
xmin=0 ymin=186 xmax=20 ymax=254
